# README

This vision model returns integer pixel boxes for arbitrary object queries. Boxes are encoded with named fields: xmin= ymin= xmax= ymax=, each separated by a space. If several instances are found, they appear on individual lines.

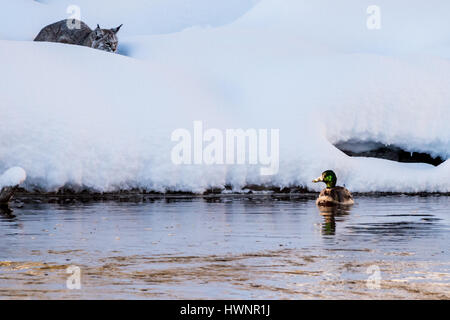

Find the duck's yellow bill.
xmin=312 ymin=176 xmax=323 ymax=183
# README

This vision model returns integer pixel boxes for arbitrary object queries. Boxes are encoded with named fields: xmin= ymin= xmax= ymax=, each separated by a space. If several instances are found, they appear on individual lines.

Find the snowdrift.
xmin=0 ymin=167 xmax=26 ymax=189
xmin=0 ymin=0 xmax=449 ymax=193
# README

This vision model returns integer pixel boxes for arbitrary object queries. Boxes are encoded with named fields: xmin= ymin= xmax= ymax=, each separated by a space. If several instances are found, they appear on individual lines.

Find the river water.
xmin=0 ymin=195 xmax=449 ymax=299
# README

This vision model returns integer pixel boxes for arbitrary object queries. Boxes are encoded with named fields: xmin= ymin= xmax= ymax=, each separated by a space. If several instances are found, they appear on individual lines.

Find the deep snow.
xmin=0 ymin=0 xmax=449 ymax=193
xmin=0 ymin=167 xmax=26 ymax=189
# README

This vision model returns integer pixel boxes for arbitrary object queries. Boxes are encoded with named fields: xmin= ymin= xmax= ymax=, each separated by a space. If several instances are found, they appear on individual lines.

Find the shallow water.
xmin=0 ymin=195 xmax=449 ymax=299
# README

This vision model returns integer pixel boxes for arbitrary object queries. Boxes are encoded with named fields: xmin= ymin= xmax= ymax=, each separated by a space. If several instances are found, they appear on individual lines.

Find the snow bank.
xmin=0 ymin=0 xmax=258 ymax=40
xmin=0 ymin=167 xmax=26 ymax=189
xmin=235 ymin=0 xmax=450 ymax=56
xmin=0 ymin=0 xmax=449 ymax=193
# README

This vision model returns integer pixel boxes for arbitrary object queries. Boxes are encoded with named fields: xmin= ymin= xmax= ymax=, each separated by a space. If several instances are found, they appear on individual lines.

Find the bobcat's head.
xmin=90 ymin=24 xmax=122 ymax=53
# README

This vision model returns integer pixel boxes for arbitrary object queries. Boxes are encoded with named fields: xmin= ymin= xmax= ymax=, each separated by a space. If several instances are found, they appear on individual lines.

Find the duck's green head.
xmin=313 ymin=170 xmax=337 ymax=188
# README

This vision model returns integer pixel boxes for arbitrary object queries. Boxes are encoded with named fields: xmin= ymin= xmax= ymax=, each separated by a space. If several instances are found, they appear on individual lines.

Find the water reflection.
xmin=0 ymin=196 xmax=449 ymax=299
xmin=318 ymin=205 xmax=352 ymax=236
xmin=0 ymin=204 xmax=15 ymax=220
xmin=347 ymin=219 xmax=439 ymax=237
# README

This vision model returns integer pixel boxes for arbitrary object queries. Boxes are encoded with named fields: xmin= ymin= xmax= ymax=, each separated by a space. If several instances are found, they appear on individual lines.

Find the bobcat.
xmin=34 ymin=19 xmax=122 ymax=53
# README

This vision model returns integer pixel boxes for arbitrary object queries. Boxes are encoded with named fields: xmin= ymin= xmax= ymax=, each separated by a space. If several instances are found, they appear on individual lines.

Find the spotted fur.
xmin=34 ymin=19 xmax=122 ymax=53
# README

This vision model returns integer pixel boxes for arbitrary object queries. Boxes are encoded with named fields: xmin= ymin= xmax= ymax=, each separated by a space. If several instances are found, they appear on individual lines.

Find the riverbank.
xmin=8 ymin=188 xmax=450 ymax=205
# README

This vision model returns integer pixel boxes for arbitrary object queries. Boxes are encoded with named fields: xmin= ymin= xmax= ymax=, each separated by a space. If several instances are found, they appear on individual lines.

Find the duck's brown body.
xmin=316 ymin=186 xmax=354 ymax=206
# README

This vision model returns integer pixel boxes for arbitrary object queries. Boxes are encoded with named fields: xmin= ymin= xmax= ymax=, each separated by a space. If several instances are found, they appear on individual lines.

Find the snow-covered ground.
xmin=0 ymin=167 xmax=26 ymax=189
xmin=0 ymin=0 xmax=449 ymax=193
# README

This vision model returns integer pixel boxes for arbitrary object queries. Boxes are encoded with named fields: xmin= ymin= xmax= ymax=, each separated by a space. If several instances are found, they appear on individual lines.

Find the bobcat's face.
xmin=90 ymin=24 xmax=122 ymax=53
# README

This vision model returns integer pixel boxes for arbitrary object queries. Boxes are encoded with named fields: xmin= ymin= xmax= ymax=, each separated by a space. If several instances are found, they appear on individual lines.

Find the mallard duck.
xmin=312 ymin=170 xmax=354 ymax=206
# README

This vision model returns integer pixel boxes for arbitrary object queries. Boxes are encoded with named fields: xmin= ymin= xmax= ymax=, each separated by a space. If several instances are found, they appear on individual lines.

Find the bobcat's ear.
xmin=112 ymin=24 xmax=123 ymax=34
xmin=94 ymin=24 xmax=103 ymax=38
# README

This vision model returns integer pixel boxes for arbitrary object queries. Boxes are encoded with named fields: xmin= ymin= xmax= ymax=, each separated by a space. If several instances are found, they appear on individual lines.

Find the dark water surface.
xmin=0 ymin=195 xmax=449 ymax=299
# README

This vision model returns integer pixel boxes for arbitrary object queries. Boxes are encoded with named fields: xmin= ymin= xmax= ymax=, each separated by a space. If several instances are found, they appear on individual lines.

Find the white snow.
xmin=0 ymin=167 xmax=27 ymax=189
xmin=0 ymin=0 xmax=449 ymax=193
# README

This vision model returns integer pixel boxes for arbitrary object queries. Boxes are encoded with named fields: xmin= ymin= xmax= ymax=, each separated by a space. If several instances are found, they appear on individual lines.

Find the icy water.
xmin=0 ymin=195 xmax=449 ymax=299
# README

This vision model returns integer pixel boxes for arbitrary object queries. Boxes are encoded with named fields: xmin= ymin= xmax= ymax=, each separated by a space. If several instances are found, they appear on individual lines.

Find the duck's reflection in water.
xmin=318 ymin=205 xmax=352 ymax=236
